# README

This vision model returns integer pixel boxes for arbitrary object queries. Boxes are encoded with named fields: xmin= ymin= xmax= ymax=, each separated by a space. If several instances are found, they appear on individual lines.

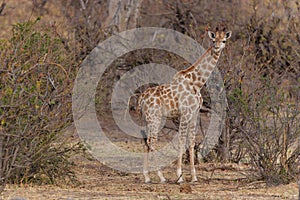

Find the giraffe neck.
xmin=172 ymin=46 xmax=222 ymax=92
xmin=194 ymin=46 xmax=221 ymax=83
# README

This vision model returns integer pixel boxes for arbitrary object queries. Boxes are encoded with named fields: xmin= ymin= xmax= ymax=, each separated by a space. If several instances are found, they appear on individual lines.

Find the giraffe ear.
xmin=208 ymin=31 xmax=215 ymax=39
xmin=225 ymin=31 xmax=232 ymax=39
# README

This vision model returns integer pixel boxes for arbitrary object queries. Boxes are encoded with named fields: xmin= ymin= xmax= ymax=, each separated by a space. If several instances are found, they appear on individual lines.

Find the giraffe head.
xmin=207 ymin=26 xmax=232 ymax=51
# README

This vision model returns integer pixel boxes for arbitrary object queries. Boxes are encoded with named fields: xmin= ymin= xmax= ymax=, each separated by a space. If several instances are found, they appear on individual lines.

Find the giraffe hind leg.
xmin=143 ymin=146 xmax=151 ymax=183
xmin=142 ymin=129 xmax=151 ymax=183
xmin=143 ymin=124 xmax=166 ymax=183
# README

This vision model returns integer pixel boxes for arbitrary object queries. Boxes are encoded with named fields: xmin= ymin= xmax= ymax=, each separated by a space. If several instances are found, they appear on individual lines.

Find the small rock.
xmin=179 ymin=183 xmax=192 ymax=194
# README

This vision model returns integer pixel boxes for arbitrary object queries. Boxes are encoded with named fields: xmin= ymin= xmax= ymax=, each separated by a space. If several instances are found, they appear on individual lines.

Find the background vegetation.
xmin=0 ymin=0 xmax=299 ymax=193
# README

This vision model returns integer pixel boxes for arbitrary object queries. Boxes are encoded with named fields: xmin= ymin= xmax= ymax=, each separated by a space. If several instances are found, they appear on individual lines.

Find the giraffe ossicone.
xmin=138 ymin=26 xmax=232 ymax=183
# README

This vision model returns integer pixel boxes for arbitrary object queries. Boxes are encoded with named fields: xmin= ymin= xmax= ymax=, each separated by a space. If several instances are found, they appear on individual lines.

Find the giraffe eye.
xmin=222 ymin=41 xmax=226 ymax=43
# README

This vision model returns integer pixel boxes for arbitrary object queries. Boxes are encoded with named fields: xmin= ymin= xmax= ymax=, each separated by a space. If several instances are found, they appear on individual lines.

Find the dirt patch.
xmin=1 ymin=118 xmax=298 ymax=200
xmin=2 ymin=156 xmax=298 ymax=200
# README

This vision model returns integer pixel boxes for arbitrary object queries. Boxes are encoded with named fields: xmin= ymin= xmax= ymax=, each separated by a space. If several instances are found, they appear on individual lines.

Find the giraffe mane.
xmin=174 ymin=46 xmax=213 ymax=77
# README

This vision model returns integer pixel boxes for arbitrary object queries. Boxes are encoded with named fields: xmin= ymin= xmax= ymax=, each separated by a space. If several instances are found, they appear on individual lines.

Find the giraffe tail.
xmin=140 ymin=111 xmax=148 ymax=147
xmin=140 ymin=129 xmax=148 ymax=147
xmin=124 ymin=93 xmax=139 ymax=121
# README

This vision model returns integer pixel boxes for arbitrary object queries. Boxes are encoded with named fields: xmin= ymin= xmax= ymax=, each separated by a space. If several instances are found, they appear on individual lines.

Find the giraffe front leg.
xmin=188 ymin=114 xmax=198 ymax=183
xmin=157 ymin=170 xmax=166 ymax=183
xmin=177 ymin=121 xmax=188 ymax=183
xmin=189 ymin=136 xmax=197 ymax=183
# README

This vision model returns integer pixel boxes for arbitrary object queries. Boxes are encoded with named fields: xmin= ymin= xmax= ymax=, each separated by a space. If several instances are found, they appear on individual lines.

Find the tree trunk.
xmin=105 ymin=0 xmax=143 ymax=31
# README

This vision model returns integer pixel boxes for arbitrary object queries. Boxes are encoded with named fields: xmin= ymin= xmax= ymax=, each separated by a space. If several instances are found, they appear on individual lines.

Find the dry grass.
xmin=1 ymin=122 xmax=298 ymax=199
xmin=1 ymin=157 xmax=298 ymax=200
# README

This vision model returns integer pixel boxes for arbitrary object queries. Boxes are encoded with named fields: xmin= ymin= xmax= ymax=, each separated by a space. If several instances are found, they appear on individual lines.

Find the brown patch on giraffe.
xmin=187 ymin=96 xmax=195 ymax=105
xmin=173 ymin=97 xmax=179 ymax=107
xmin=197 ymin=71 xmax=202 ymax=79
xmin=143 ymin=93 xmax=149 ymax=99
xmin=195 ymin=82 xmax=202 ymax=88
xmin=145 ymin=99 xmax=150 ymax=105
xmin=180 ymin=92 xmax=189 ymax=102
xmin=207 ymin=65 xmax=214 ymax=71
xmin=148 ymin=88 xmax=155 ymax=93
xmin=204 ymin=71 xmax=210 ymax=77
xmin=183 ymin=90 xmax=189 ymax=96
xmin=183 ymin=79 xmax=189 ymax=85
xmin=201 ymin=64 xmax=208 ymax=70
xmin=155 ymin=98 xmax=161 ymax=105
xmin=192 ymin=86 xmax=197 ymax=94
xmin=154 ymin=90 xmax=161 ymax=96
xmin=206 ymin=56 xmax=212 ymax=63
xmin=149 ymin=102 xmax=154 ymax=107
xmin=191 ymin=73 xmax=196 ymax=81
xmin=170 ymin=100 xmax=175 ymax=109
xmin=165 ymin=99 xmax=170 ymax=106
xmin=178 ymin=84 xmax=184 ymax=92
xmin=185 ymin=73 xmax=191 ymax=79
xmin=171 ymin=85 xmax=177 ymax=90
xmin=185 ymin=84 xmax=191 ymax=91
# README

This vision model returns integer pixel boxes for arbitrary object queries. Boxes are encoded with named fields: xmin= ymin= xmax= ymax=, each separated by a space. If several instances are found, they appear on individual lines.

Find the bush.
xmin=0 ymin=18 xmax=82 ymax=191
xmin=213 ymin=0 xmax=300 ymax=185
xmin=228 ymin=77 xmax=300 ymax=185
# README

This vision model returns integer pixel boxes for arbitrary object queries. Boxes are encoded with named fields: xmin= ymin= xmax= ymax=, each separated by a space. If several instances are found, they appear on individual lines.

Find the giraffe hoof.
xmin=190 ymin=178 xmax=198 ymax=183
xmin=160 ymin=179 xmax=167 ymax=184
xmin=177 ymin=178 xmax=184 ymax=184
xmin=144 ymin=179 xmax=151 ymax=184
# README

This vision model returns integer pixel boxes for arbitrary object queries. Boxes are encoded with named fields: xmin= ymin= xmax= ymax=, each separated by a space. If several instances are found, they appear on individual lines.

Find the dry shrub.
xmin=228 ymin=78 xmax=300 ymax=185
xmin=219 ymin=0 xmax=300 ymax=185
xmin=0 ymin=18 xmax=83 ymax=191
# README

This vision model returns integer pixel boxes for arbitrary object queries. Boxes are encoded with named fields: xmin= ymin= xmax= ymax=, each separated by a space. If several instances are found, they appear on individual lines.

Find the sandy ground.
xmin=1 ymin=156 xmax=298 ymax=200
xmin=1 ymin=116 xmax=299 ymax=200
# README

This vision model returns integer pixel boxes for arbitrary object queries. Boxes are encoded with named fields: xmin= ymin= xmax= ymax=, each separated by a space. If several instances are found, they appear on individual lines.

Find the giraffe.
xmin=138 ymin=26 xmax=232 ymax=183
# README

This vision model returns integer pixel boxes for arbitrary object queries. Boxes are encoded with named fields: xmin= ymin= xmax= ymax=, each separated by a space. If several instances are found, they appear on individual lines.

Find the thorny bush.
xmin=0 ymin=18 xmax=83 ymax=192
